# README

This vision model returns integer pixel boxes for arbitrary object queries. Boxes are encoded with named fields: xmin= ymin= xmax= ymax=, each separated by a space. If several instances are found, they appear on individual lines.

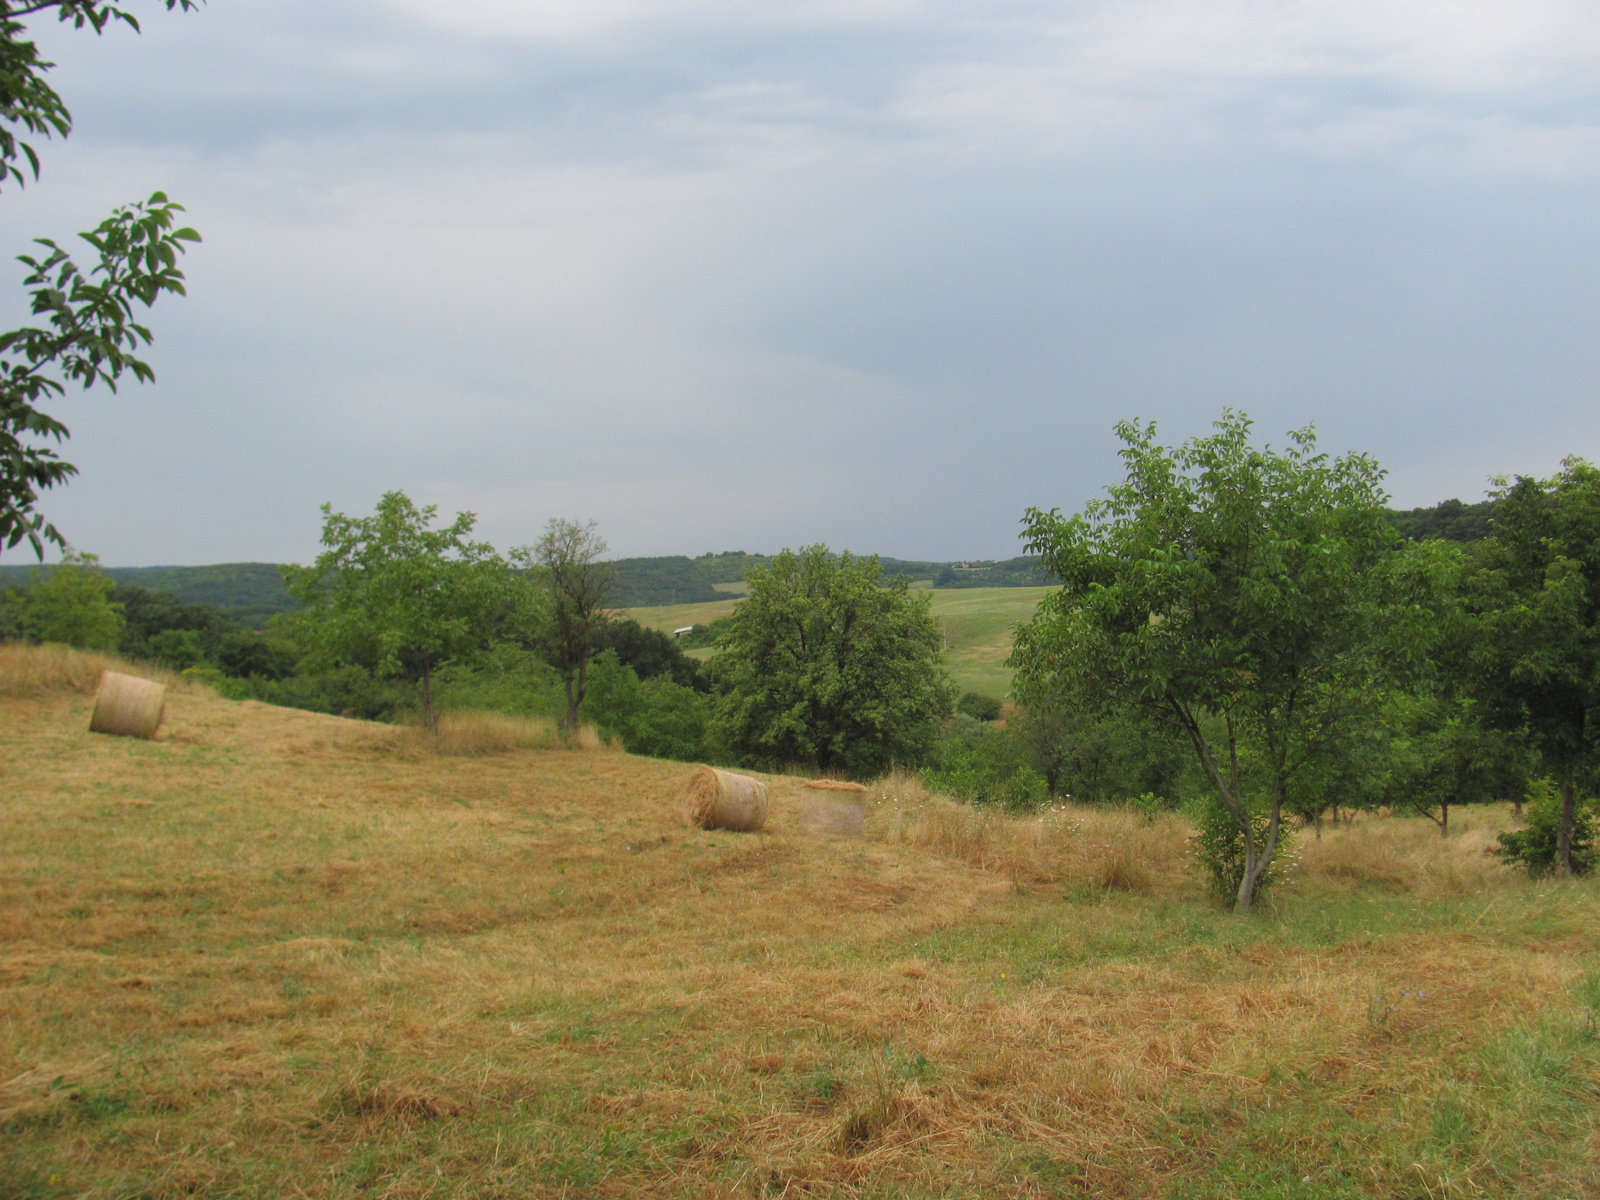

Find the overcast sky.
xmin=5 ymin=0 xmax=1599 ymax=565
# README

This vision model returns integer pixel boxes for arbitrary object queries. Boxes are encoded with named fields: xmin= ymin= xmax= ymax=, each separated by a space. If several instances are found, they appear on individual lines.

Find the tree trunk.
xmin=1441 ymin=796 xmax=1450 ymax=838
xmin=420 ymin=663 xmax=436 ymax=733
xmin=1234 ymin=785 xmax=1286 ymax=914
xmin=563 ymin=675 xmax=579 ymax=736
xmin=564 ymin=658 xmax=590 ymax=736
xmin=1558 ymin=774 xmax=1576 ymax=877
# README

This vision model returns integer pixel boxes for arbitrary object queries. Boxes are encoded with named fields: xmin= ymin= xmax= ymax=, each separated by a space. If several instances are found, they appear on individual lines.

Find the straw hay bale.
xmin=88 ymin=671 xmax=166 ymax=740
xmin=685 ymin=766 xmax=768 ymax=832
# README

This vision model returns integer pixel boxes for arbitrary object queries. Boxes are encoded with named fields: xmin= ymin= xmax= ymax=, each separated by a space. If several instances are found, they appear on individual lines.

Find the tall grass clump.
xmin=0 ymin=642 xmax=181 ymax=699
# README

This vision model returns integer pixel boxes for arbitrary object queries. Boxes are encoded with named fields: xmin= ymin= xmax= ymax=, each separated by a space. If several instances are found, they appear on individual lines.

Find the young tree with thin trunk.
xmin=1013 ymin=412 xmax=1425 ymax=912
xmin=514 ymin=518 xmax=614 ymax=736
xmin=283 ymin=492 xmax=505 ymax=733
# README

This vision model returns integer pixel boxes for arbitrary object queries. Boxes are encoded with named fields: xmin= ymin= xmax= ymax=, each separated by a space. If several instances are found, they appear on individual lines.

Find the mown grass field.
xmin=3 ymin=645 xmax=1599 ymax=1197
xmin=626 ymin=587 xmax=1052 ymax=697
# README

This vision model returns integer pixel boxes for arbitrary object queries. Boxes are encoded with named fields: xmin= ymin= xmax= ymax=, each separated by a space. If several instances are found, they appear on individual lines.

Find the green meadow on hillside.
xmin=625 ymin=587 xmax=1050 ymax=698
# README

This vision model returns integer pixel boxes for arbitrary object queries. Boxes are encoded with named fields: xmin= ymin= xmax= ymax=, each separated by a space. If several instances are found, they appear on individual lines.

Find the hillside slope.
xmin=2 ymin=647 xmax=1597 ymax=1198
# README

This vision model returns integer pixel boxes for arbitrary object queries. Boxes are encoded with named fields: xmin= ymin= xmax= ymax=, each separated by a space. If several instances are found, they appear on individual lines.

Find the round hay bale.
xmin=686 ymin=766 xmax=768 ymax=832
xmin=89 ymin=671 xmax=166 ymax=740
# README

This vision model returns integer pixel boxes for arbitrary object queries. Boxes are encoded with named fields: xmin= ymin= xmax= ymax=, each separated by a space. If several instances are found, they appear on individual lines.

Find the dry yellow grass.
xmin=867 ymin=772 xmax=1188 ymax=897
xmin=2 ymin=649 xmax=1598 ymax=1198
xmin=0 ymin=641 xmax=190 ymax=699
xmin=410 ymin=710 xmax=613 ymax=756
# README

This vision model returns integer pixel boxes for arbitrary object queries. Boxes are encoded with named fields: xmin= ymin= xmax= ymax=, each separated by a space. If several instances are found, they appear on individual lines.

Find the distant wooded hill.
xmin=0 ymin=498 xmax=1500 ymax=622
xmin=0 ymin=562 xmax=295 ymax=627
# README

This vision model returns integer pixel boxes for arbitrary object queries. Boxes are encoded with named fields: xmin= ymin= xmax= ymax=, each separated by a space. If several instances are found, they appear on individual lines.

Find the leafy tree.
xmin=1463 ymin=460 xmax=1600 ymax=875
xmin=1008 ymin=684 xmax=1192 ymax=804
xmin=283 ymin=492 xmax=506 ymax=732
xmin=709 ymin=544 xmax=956 ymax=778
xmin=213 ymin=628 xmax=297 ymax=681
xmin=1013 ymin=413 xmax=1417 ymax=912
xmin=0 ymin=2 xmax=202 ymax=559
xmin=15 ymin=547 xmax=121 ymax=648
xmin=514 ymin=518 xmax=614 ymax=735
xmin=111 ymin=581 xmax=236 ymax=661
xmin=146 ymin=626 xmax=201 ymax=670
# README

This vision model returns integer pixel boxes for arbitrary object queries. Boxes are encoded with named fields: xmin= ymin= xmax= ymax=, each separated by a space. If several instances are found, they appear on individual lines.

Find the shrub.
xmin=581 ymin=650 xmax=714 ymax=762
xmin=922 ymin=716 xmax=1047 ymax=811
xmin=147 ymin=628 xmax=204 ymax=670
xmin=1496 ymin=779 xmax=1598 ymax=876
xmin=1185 ymin=793 xmax=1292 ymax=903
xmin=956 ymin=691 xmax=1003 ymax=722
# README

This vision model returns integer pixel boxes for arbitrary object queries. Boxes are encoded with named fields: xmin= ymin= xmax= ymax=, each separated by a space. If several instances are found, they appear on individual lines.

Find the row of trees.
xmin=1010 ymin=412 xmax=1600 ymax=911
xmin=283 ymin=495 xmax=955 ymax=776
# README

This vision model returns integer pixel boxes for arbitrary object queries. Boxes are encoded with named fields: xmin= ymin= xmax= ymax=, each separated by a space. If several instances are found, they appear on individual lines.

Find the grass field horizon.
xmin=4 ymin=644 xmax=1598 ymax=1198
xmin=624 ymin=586 xmax=1052 ymax=697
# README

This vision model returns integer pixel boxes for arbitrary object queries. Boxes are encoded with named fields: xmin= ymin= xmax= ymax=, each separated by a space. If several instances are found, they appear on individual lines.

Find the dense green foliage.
xmin=1497 ymin=779 xmax=1598 ymax=876
xmin=1390 ymin=497 xmax=1497 ymax=543
xmin=1014 ymin=413 xmax=1422 ymax=911
xmin=0 ymin=561 xmax=295 ymax=626
xmin=1462 ymin=460 xmax=1600 ymax=875
xmin=955 ymin=691 xmax=1002 ymax=722
xmin=921 ymin=714 xmax=1046 ymax=809
xmin=283 ymin=493 xmax=507 ymax=731
xmin=3 ymin=548 xmax=121 ymax=648
xmin=710 ymin=545 xmax=956 ymax=777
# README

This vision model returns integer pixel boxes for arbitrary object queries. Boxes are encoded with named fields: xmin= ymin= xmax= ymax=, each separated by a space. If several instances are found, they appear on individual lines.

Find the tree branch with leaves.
xmin=0 ymin=0 xmax=203 ymax=558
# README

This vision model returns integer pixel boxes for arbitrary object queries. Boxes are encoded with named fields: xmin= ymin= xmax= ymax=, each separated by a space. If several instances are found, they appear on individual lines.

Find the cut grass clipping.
xmin=1 ymin=643 xmax=1598 ymax=1198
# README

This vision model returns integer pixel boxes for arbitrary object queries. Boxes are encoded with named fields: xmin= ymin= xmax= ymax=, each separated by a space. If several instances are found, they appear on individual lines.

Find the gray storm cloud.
xmin=2 ymin=0 xmax=1598 ymax=564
